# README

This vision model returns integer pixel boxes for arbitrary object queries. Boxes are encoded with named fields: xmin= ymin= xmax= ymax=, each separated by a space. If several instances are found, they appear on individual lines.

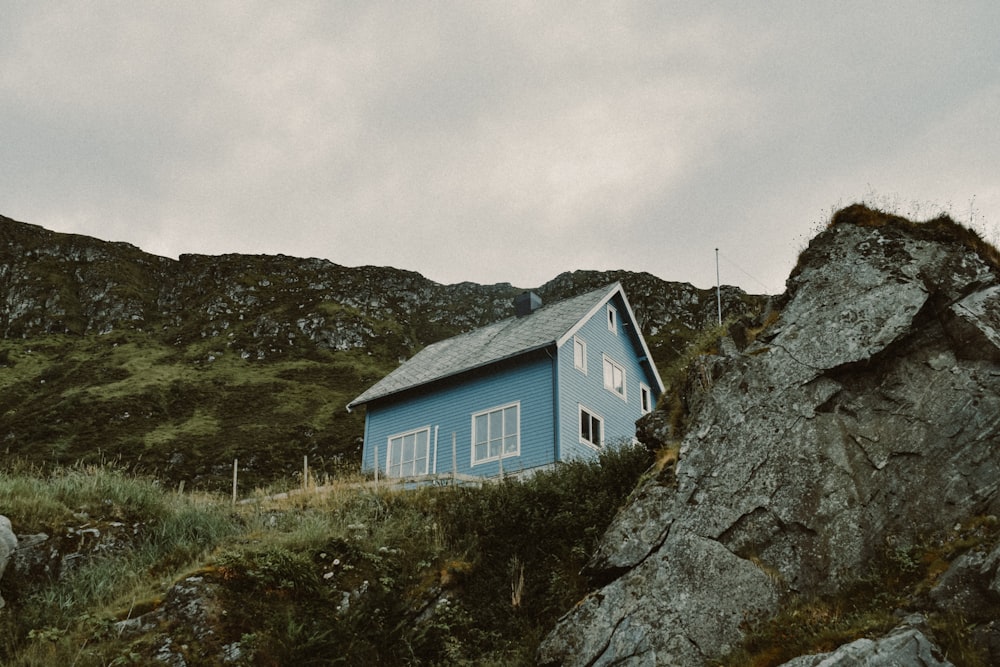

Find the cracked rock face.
xmin=538 ymin=215 xmax=1000 ymax=666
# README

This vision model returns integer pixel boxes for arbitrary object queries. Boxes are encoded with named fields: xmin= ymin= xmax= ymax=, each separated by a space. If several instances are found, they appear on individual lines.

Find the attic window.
xmin=607 ymin=304 xmax=618 ymax=334
xmin=573 ymin=336 xmax=587 ymax=373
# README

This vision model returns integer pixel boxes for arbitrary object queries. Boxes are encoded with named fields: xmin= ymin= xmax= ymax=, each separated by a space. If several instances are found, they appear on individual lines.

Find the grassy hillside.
xmin=0 ymin=332 xmax=384 ymax=491
xmin=0 ymin=444 xmax=653 ymax=666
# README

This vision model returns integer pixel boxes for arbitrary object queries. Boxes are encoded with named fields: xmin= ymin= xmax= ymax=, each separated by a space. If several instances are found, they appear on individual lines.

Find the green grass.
xmin=0 ymin=333 xmax=383 ymax=492
xmin=142 ymin=408 xmax=222 ymax=447
xmin=0 ymin=444 xmax=653 ymax=666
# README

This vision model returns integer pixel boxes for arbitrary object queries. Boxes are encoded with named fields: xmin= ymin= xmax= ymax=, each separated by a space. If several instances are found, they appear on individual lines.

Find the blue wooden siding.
xmin=361 ymin=351 xmax=555 ymax=477
xmin=556 ymin=293 xmax=660 ymax=461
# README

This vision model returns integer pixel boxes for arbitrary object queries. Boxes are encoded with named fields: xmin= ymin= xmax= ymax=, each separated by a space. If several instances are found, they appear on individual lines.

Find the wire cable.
xmin=716 ymin=250 xmax=773 ymax=293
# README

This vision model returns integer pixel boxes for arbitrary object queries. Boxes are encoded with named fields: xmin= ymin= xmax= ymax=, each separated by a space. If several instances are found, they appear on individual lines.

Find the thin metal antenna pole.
xmin=715 ymin=248 xmax=722 ymax=326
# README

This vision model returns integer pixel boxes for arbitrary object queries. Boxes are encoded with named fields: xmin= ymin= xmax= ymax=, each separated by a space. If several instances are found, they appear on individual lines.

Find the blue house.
xmin=346 ymin=283 xmax=664 ymax=479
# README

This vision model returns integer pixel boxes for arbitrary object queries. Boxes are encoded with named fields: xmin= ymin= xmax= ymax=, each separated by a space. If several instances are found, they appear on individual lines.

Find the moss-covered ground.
xmin=0 ymin=332 xmax=387 ymax=492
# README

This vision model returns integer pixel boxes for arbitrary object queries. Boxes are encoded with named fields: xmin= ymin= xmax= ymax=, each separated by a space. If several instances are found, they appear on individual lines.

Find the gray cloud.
xmin=3 ymin=2 xmax=998 ymax=294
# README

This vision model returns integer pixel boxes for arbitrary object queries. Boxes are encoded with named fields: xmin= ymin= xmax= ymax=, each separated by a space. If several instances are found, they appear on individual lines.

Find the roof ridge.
xmin=347 ymin=282 xmax=623 ymax=409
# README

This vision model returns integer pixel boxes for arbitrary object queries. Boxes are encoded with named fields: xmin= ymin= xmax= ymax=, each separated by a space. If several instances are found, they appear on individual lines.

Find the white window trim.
xmin=607 ymin=304 xmax=618 ymax=334
xmin=603 ymin=354 xmax=628 ymax=401
xmin=470 ymin=401 xmax=521 ymax=467
xmin=639 ymin=383 xmax=653 ymax=415
xmin=579 ymin=404 xmax=604 ymax=450
xmin=573 ymin=336 xmax=587 ymax=374
xmin=385 ymin=425 xmax=432 ymax=478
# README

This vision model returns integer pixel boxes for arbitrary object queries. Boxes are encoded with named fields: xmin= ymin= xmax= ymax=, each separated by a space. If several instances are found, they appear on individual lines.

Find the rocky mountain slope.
xmin=0 ymin=214 xmax=763 ymax=489
xmin=538 ymin=205 xmax=1000 ymax=665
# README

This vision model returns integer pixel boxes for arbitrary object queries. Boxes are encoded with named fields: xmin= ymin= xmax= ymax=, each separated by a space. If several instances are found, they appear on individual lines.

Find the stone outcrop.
xmin=776 ymin=616 xmax=953 ymax=667
xmin=929 ymin=540 xmax=1000 ymax=615
xmin=0 ymin=515 xmax=17 ymax=609
xmin=538 ymin=207 xmax=1000 ymax=665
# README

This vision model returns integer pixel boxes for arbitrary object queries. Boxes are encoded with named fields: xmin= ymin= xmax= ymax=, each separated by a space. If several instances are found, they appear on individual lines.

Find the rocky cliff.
xmin=538 ymin=205 xmax=1000 ymax=665
xmin=0 ymin=214 xmax=763 ymax=487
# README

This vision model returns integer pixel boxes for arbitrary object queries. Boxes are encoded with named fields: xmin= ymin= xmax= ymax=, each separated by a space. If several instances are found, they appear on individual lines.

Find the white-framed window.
xmin=472 ymin=402 xmax=520 ymax=465
xmin=579 ymin=405 xmax=604 ymax=448
xmin=607 ymin=304 xmax=618 ymax=334
xmin=573 ymin=336 xmax=587 ymax=373
xmin=640 ymin=383 xmax=653 ymax=415
xmin=386 ymin=426 xmax=431 ymax=478
xmin=603 ymin=355 xmax=627 ymax=400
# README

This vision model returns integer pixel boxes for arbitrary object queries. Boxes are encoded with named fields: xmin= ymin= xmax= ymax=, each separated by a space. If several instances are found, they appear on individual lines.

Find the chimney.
xmin=514 ymin=291 xmax=543 ymax=317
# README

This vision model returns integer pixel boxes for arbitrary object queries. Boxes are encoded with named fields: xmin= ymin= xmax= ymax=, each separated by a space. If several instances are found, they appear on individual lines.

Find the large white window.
xmin=386 ymin=427 xmax=431 ymax=478
xmin=472 ymin=402 xmax=520 ymax=465
xmin=640 ymin=383 xmax=653 ymax=415
xmin=580 ymin=406 xmax=603 ymax=448
xmin=573 ymin=336 xmax=587 ymax=373
xmin=603 ymin=355 xmax=627 ymax=400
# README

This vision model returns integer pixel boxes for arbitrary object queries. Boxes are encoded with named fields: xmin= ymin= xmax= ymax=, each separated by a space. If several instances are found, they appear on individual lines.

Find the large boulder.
xmin=0 ymin=515 xmax=17 ymax=609
xmin=538 ymin=208 xmax=1000 ymax=665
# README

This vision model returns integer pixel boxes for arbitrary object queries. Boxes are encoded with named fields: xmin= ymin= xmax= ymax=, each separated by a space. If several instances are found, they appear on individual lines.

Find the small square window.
xmin=607 ymin=305 xmax=618 ymax=334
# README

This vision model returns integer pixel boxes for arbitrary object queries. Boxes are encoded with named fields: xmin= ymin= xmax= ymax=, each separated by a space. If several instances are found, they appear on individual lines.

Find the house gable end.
xmin=556 ymin=283 xmax=664 ymax=394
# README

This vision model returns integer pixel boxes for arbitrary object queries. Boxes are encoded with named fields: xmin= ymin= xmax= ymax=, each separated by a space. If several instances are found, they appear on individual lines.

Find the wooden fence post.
xmin=451 ymin=433 xmax=457 ymax=485
xmin=231 ymin=458 xmax=238 ymax=505
xmin=374 ymin=445 xmax=379 ymax=486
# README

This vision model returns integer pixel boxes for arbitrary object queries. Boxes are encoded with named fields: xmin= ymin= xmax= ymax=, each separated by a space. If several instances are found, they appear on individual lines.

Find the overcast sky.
xmin=2 ymin=2 xmax=998 ymax=294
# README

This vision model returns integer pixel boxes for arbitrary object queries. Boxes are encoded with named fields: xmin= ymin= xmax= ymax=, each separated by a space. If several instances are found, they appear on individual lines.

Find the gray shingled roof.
xmin=347 ymin=283 xmax=621 ymax=409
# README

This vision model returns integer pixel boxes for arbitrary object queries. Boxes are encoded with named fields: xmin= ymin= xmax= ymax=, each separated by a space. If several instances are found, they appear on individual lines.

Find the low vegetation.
xmin=789 ymin=203 xmax=1000 ymax=288
xmin=831 ymin=203 xmax=1000 ymax=269
xmin=0 ymin=443 xmax=653 ymax=665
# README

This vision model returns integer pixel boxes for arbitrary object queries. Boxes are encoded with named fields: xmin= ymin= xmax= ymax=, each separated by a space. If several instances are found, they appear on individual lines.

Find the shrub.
xmin=215 ymin=545 xmax=318 ymax=593
xmin=429 ymin=442 xmax=653 ymax=658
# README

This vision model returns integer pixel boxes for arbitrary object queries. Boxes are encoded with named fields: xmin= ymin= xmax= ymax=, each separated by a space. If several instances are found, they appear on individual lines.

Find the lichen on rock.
xmin=538 ymin=209 xmax=1000 ymax=666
